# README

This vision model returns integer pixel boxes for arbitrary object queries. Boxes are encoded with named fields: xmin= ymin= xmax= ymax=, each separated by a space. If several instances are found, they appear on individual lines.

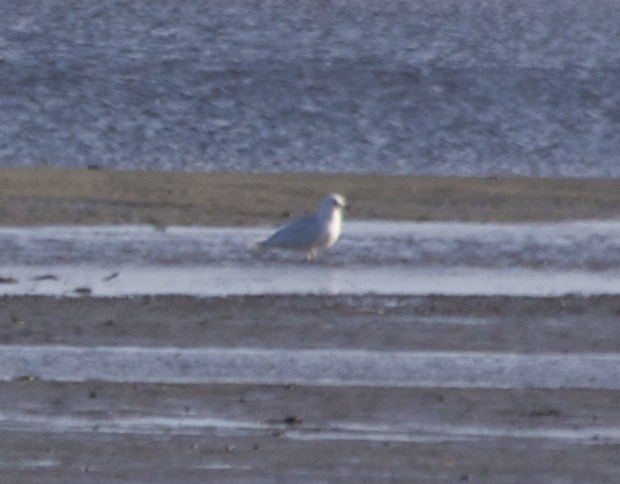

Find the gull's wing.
xmin=260 ymin=215 xmax=322 ymax=249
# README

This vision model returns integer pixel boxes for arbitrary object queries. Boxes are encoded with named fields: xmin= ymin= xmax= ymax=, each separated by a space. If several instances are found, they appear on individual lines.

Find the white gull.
xmin=254 ymin=193 xmax=346 ymax=260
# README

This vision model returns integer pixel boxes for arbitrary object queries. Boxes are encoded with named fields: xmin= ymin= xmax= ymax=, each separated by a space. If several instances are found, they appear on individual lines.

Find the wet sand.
xmin=1 ymin=295 xmax=620 ymax=482
xmin=1 ymin=168 xmax=620 ymax=482
xmin=2 ymin=295 xmax=620 ymax=354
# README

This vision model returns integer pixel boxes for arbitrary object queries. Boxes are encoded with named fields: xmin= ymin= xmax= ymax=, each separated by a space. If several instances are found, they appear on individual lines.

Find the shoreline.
xmin=1 ymin=167 xmax=619 ymax=225
xmin=2 ymin=168 xmax=619 ymax=481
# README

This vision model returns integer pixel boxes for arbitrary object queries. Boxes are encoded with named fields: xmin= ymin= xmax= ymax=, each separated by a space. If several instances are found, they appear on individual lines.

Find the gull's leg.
xmin=305 ymin=248 xmax=317 ymax=261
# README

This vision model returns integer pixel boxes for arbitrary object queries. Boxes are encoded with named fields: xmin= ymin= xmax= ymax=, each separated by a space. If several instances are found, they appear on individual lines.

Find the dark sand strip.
xmin=2 ymin=295 xmax=619 ymax=353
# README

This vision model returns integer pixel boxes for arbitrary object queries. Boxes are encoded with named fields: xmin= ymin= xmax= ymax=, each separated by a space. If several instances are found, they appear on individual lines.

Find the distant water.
xmin=0 ymin=1 xmax=619 ymax=177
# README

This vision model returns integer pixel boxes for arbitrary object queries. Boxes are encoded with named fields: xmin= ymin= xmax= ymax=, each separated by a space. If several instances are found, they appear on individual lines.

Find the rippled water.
xmin=0 ymin=1 xmax=619 ymax=176
xmin=0 ymin=220 xmax=619 ymax=296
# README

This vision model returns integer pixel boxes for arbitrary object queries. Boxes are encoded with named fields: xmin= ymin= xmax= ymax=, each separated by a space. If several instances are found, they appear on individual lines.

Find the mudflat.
xmin=1 ymin=168 xmax=619 ymax=482
xmin=0 ymin=295 xmax=619 ymax=482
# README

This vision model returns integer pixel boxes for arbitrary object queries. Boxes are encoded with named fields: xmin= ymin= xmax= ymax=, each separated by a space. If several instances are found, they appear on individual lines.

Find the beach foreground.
xmin=1 ymin=168 xmax=619 ymax=482
xmin=1 ymin=295 xmax=619 ymax=482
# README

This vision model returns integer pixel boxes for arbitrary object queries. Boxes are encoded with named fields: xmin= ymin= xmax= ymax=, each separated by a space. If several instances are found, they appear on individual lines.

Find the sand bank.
xmin=1 ymin=167 xmax=619 ymax=225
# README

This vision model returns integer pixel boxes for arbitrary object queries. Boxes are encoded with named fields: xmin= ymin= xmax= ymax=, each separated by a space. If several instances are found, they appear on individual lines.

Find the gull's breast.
xmin=317 ymin=214 xmax=342 ymax=249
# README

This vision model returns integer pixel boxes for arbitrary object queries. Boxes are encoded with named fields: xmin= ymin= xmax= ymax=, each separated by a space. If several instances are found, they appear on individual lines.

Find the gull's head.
xmin=318 ymin=193 xmax=347 ymax=217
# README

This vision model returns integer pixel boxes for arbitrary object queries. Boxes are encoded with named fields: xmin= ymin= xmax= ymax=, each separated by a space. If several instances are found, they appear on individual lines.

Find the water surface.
xmin=0 ymin=1 xmax=619 ymax=176
xmin=0 ymin=220 xmax=618 ymax=297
